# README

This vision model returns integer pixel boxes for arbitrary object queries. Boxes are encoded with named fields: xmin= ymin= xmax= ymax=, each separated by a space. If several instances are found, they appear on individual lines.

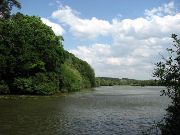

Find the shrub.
xmin=61 ymin=63 xmax=83 ymax=92
xmin=13 ymin=77 xmax=33 ymax=94
xmin=33 ymin=73 xmax=58 ymax=95
xmin=153 ymin=34 xmax=180 ymax=135
xmin=0 ymin=80 xmax=10 ymax=94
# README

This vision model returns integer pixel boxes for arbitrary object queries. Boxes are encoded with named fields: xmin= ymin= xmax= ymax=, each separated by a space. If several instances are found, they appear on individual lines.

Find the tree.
xmin=0 ymin=0 xmax=21 ymax=19
xmin=0 ymin=12 xmax=96 ymax=94
xmin=0 ymin=13 xmax=65 ymax=94
xmin=61 ymin=62 xmax=83 ymax=92
xmin=153 ymin=34 xmax=180 ymax=135
xmin=64 ymin=51 xmax=96 ymax=88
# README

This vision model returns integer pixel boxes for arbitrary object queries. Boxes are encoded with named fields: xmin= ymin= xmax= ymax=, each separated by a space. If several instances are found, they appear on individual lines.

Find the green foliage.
xmin=61 ymin=63 xmax=83 ymax=92
xmin=0 ymin=0 xmax=21 ymax=19
xmin=0 ymin=13 xmax=65 ymax=95
xmin=33 ymin=73 xmax=59 ymax=95
xmin=153 ymin=34 xmax=180 ymax=135
xmin=12 ymin=73 xmax=59 ymax=95
xmin=64 ymin=51 xmax=96 ymax=88
xmin=96 ymin=77 xmax=159 ymax=86
xmin=13 ymin=77 xmax=33 ymax=94
xmin=82 ymin=77 xmax=91 ymax=88
xmin=23 ymin=61 xmax=46 ymax=72
xmin=0 ymin=10 xmax=96 ymax=94
xmin=0 ymin=80 xmax=9 ymax=94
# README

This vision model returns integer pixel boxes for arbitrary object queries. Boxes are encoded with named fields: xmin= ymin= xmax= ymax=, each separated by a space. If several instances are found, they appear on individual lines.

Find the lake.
xmin=0 ymin=86 xmax=169 ymax=135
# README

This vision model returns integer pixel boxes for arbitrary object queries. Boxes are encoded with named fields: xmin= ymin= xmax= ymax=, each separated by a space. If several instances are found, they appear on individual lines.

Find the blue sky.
xmin=15 ymin=0 xmax=180 ymax=79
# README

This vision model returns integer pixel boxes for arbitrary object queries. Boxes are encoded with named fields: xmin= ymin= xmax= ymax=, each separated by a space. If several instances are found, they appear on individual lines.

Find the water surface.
xmin=0 ymin=86 xmax=169 ymax=135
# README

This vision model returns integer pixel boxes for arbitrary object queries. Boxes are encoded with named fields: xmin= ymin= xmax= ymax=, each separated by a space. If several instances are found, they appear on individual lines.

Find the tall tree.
xmin=0 ymin=13 xmax=65 ymax=94
xmin=154 ymin=34 xmax=180 ymax=135
xmin=0 ymin=0 xmax=21 ymax=19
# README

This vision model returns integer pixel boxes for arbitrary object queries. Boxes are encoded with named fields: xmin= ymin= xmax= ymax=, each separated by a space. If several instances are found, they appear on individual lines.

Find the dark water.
xmin=0 ymin=86 xmax=169 ymax=135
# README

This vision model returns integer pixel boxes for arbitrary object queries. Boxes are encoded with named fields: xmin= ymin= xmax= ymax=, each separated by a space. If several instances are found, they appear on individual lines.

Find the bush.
xmin=33 ymin=73 xmax=58 ymax=95
xmin=61 ymin=63 xmax=83 ymax=92
xmin=0 ymin=81 xmax=10 ymax=94
xmin=33 ymin=81 xmax=57 ymax=95
xmin=13 ymin=77 xmax=33 ymax=94
xmin=153 ymin=34 xmax=180 ymax=135
xmin=12 ymin=73 xmax=59 ymax=95
xmin=82 ymin=77 xmax=91 ymax=88
xmin=64 ymin=51 xmax=96 ymax=88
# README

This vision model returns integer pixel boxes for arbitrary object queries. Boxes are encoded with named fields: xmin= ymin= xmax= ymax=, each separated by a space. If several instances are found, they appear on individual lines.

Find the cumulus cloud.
xmin=111 ymin=14 xmax=180 ymax=40
xmin=71 ymin=44 xmax=111 ymax=65
xmin=144 ymin=1 xmax=176 ymax=18
xmin=70 ymin=44 xmax=155 ymax=79
xmin=41 ymin=18 xmax=64 ymax=35
xmin=52 ymin=6 xmax=112 ymax=39
xmin=70 ymin=40 xmax=164 ymax=79
xmin=54 ymin=2 xmax=179 ymax=79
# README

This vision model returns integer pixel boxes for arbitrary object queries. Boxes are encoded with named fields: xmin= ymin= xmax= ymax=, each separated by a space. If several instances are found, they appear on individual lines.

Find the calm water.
xmin=0 ymin=86 xmax=169 ymax=135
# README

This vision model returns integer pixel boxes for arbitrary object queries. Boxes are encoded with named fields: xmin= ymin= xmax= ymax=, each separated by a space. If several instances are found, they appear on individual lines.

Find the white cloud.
xmin=71 ymin=44 xmax=111 ymax=65
xmin=54 ymin=2 xmax=180 ymax=79
xmin=52 ymin=6 xmax=112 ymax=39
xmin=111 ymin=14 xmax=180 ymax=40
xmin=41 ymin=18 xmax=64 ymax=36
xmin=106 ymin=57 xmax=140 ymax=66
xmin=144 ymin=1 xmax=176 ymax=18
xmin=70 ymin=14 xmax=180 ymax=79
xmin=70 ymin=40 xmax=163 ymax=79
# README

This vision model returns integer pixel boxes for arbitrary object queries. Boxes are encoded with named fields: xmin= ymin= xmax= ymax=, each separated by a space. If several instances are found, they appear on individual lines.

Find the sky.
xmin=16 ymin=0 xmax=180 ymax=79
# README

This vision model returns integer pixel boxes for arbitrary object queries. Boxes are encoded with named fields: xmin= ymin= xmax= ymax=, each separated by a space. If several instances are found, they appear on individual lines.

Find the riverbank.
xmin=96 ymin=77 xmax=160 ymax=86
xmin=0 ymin=88 xmax=95 ymax=98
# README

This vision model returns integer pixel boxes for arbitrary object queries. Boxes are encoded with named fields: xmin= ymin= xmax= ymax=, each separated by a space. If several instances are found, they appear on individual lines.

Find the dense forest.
xmin=96 ymin=77 xmax=159 ymax=86
xmin=0 ymin=12 xmax=95 ymax=95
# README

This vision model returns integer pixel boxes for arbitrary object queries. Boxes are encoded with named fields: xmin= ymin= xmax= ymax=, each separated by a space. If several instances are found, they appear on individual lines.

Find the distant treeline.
xmin=96 ymin=77 xmax=160 ymax=86
xmin=0 ymin=13 xmax=95 ymax=95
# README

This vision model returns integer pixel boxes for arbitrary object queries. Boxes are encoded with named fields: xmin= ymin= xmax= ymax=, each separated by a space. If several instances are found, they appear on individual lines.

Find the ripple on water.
xmin=0 ymin=86 xmax=169 ymax=135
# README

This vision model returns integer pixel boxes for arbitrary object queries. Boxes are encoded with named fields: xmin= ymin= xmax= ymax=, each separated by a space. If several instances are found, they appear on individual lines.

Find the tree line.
xmin=0 ymin=1 xmax=95 ymax=95
xmin=96 ymin=77 xmax=159 ymax=86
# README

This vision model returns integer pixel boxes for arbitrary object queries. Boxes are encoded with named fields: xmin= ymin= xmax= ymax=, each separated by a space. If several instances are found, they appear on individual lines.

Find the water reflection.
xmin=0 ymin=86 xmax=169 ymax=135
